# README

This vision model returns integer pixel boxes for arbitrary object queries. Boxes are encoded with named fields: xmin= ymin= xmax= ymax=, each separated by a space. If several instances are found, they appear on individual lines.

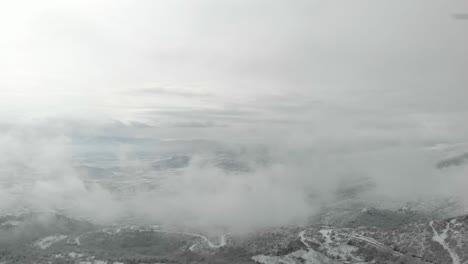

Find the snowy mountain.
xmin=1 ymin=211 xmax=467 ymax=264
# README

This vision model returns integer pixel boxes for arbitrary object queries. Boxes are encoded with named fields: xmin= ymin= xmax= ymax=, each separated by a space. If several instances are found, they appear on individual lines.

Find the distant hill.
xmin=2 ymin=210 xmax=468 ymax=263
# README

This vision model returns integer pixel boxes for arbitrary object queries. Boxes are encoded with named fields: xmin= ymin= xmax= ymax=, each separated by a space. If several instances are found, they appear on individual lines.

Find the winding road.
xmin=429 ymin=221 xmax=460 ymax=264
xmin=150 ymin=228 xmax=227 ymax=251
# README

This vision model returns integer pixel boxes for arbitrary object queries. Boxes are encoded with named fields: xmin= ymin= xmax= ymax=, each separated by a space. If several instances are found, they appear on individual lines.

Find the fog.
xmin=1 ymin=0 xmax=468 ymax=232
xmin=0 ymin=124 xmax=467 ymax=232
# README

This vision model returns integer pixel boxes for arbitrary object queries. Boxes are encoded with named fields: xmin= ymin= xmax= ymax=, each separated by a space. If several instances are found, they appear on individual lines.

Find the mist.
xmin=0 ymin=122 xmax=466 ymax=234
xmin=1 ymin=0 xmax=468 ymax=234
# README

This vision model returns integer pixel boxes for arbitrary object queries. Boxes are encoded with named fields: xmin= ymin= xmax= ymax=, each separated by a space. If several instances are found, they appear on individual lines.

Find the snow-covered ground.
xmin=152 ymin=228 xmax=227 ymax=251
xmin=252 ymin=230 xmax=342 ymax=264
xmin=33 ymin=235 xmax=68 ymax=249
xmin=429 ymin=220 xmax=460 ymax=264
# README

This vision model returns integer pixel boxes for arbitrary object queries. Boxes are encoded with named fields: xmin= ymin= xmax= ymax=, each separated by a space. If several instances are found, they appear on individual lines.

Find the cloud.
xmin=169 ymin=121 xmax=228 ymax=128
xmin=1 ymin=0 xmax=467 ymax=128
xmin=133 ymin=87 xmax=214 ymax=98
xmin=1 ymin=0 xmax=468 ymax=232
xmin=452 ymin=13 xmax=468 ymax=20
xmin=1 ymin=123 xmax=468 ymax=232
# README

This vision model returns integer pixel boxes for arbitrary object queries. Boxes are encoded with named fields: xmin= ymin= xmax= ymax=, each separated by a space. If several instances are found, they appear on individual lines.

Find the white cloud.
xmin=1 ymin=0 xmax=468 ymax=230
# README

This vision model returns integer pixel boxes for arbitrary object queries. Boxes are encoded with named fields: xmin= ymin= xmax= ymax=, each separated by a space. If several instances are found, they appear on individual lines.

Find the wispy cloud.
xmin=132 ymin=87 xmax=214 ymax=98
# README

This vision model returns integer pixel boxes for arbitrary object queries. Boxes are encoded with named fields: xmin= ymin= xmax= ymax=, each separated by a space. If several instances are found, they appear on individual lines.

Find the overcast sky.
xmin=1 ymin=0 xmax=468 ymax=143
xmin=2 ymin=1 xmax=468 ymax=228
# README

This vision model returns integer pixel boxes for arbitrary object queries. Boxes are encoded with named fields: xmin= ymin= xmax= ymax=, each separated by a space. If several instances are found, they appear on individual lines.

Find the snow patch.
xmin=68 ymin=252 xmax=85 ymax=258
xmin=252 ymin=252 xmax=302 ymax=264
xmin=319 ymin=229 xmax=333 ymax=244
xmin=299 ymin=230 xmax=311 ymax=249
xmin=33 ymin=235 xmax=67 ymax=249
xmin=151 ymin=228 xmax=226 ymax=251
xmin=429 ymin=221 xmax=460 ymax=264
xmin=252 ymin=249 xmax=341 ymax=264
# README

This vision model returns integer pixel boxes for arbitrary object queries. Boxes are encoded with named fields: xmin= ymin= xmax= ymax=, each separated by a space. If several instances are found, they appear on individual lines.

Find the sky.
xmin=1 ymin=0 xmax=468 ymax=229
xmin=1 ymin=0 xmax=467 ymax=142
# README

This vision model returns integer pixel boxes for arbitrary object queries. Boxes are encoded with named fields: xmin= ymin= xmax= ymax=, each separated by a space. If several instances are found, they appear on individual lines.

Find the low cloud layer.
xmin=1 ymin=126 xmax=467 ymax=232
xmin=1 ymin=0 xmax=468 ymax=232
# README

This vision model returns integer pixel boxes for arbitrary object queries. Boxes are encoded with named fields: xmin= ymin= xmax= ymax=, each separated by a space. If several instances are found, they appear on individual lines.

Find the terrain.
xmin=1 ymin=144 xmax=467 ymax=264
xmin=1 ymin=203 xmax=467 ymax=264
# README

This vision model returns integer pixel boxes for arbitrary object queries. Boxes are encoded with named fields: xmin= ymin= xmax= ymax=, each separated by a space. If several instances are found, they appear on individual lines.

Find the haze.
xmin=1 ymin=0 xmax=468 ymax=231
